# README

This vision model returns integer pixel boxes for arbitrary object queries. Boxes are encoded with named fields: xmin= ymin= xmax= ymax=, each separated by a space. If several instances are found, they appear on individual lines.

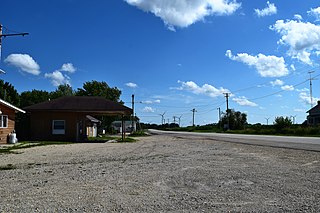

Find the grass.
xmin=88 ymin=135 xmax=137 ymax=143
xmin=0 ymin=164 xmax=17 ymax=170
xmin=0 ymin=141 xmax=74 ymax=155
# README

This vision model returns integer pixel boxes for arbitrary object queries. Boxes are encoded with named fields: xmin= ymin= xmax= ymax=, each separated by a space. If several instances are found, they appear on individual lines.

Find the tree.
xmin=274 ymin=116 xmax=292 ymax=130
xmin=0 ymin=80 xmax=20 ymax=106
xmin=76 ymin=80 xmax=122 ymax=102
xmin=50 ymin=84 xmax=74 ymax=99
xmin=220 ymin=109 xmax=247 ymax=130
xmin=20 ymin=90 xmax=50 ymax=108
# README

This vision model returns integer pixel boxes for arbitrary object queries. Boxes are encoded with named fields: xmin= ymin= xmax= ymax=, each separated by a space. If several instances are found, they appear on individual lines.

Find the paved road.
xmin=149 ymin=129 xmax=320 ymax=152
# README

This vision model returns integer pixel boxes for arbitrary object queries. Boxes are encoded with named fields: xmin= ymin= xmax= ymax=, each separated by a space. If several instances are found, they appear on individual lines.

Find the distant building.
xmin=306 ymin=100 xmax=320 ymax=126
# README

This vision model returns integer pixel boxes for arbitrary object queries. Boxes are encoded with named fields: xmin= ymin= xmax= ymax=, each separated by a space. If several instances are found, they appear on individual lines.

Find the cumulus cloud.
xmin=254 ymin=1 xmax=277 ymax=17
xmin=125 ymin=0 xmax=241 ymax=30
xmin=293 ymin=14 xmax=303 ymax=21
xmin=4 ymin=54 xmax=40 ymax=75
xmin=270 ymin=79 xmax=284 ymax=86
xmin=281 ymin=85 xmax=294 ymax=91
xmin=233 ymin=96 xmax=257 ymax=107
xmin=299 ymin=91 xmax=319 ymax=106
xmin=271 ymin=20 xmax=320 ymax=65
xmin=125 ymin=82 xmax=138 ymax=88
xmin=308 ymin=6 xmax=320 ymax=21
xmin=142 ymin=106 xmax=155 ymax=113
xmin=45 ymin=71 xmax=71 ymax=87
xmin=226 ymin=50 xmax=289 ymax=77
xmin=61 ymin=63 xmax=76 ymax=73
xmin=177 ymin=80 xmax=230 ymax=98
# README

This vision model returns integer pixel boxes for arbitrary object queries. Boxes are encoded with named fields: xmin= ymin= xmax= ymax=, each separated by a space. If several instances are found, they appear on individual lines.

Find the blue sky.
xmin=0 ymin=0 xmax=320 ymax=126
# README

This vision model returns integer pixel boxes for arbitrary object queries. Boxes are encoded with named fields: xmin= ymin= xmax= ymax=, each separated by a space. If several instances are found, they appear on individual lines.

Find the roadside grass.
xmin=0 ymin=141 xmax=74 ymax=155
xmin=0 ymin=164 xmax=17 ymax=170
xmin=88 ymin=135 xmax=137 ymax=143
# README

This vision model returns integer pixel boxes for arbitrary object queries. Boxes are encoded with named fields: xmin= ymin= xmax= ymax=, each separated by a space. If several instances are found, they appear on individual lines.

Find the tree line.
xmin=0 ymin=80 xmax=123 ymax=108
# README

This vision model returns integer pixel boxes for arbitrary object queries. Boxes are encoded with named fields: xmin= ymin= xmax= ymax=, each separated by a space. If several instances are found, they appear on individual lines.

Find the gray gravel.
xmin=0 ymin=133 xmax=319 ymax=212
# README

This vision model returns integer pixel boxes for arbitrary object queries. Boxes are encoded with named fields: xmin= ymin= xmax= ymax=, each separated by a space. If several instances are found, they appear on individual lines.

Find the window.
xmin=52 ymin=120 xmax=65 ymax=134
xmin=0 ymin=115 xmax=8 ymax=128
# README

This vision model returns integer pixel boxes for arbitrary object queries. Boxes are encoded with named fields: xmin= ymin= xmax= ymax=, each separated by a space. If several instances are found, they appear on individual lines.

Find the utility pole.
xmin=217 ymin=107 xmax=221 ymax=122
xmin=308 ymin=71 xmax=316 ymax=108
xmin=223 ymin=93 xmax=231 ymax=130
xmin=131 ymin=94 xmax=135 ymax=132
xmin=0 ymin=24 xmax=29 ymax=60
xmin=265 ymin=117 xmax=270 ymax=125
xmin=191 ymin=108 xmax=197 ymax=126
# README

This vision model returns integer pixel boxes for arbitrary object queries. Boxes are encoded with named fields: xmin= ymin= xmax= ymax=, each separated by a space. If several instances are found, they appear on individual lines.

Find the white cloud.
xmin=299 ymin=91 xmax=319 ymax=106
xmin=177 ymin=80 xmax=230 ymax=98
xmin=154 ymin=99 xmax=161 ymax=103
xmin=4 ymin=54 xmax=40 ymax=75
xmin=45 ymin=71 xmax=71 ymax=86
xmin=141 ymin=99 xmax=161 ymax=104
xmin=226 ymin=50 xmax=289 ymax=77
xmin=308 ymin=6 xmax=320 ymax=21
xmin=125 ymin=82 xmax=138 ymax=88
xmin=61 ymin=63 xmax=76 ymax=73
xmin=271 ymin=20 xmax=320 ymax=65
xmin=281 ymin=85 xmax=294 ymax=91
xmin=125 ymin=0 xmax=241 ymax=30
xmin=142 ymin=106 xmax=155 ymax=113
xmin=232 ymin=96 xmax=257 ymax=107
xmin=294 ymin=14 xmax=303 ymax=21
xmin=270 ymin=79 xmax=284 ymax=86
xmin=254 ymin=1 xmax=277 ymax=17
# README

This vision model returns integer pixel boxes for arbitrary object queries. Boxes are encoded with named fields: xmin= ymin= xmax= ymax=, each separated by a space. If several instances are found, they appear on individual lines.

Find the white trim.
xmin=0 ymin=99 xmax=25 ymax=113
xmin=0 ymin=115 xmax=8 ymax=128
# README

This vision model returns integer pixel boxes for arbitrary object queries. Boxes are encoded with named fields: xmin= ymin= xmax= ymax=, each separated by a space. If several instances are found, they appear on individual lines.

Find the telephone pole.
xmin=131 ymin=94 xmax=135 ymax=132
xmin=0 ymin=24 xmax=29 ymax=60
xmin=191 ymin=108 xmax=197 ymax=126
xmin=223 ymin=93 xmax=231 ymax=130
xmin=308 ymin=71 xmax=316 ymax=108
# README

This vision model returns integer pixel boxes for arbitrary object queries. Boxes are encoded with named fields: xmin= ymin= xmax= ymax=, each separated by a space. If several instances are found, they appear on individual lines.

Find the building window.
xmin=0 ymin=115 xmax=8 ymax=128
xmin=52 ymin=120 xmax=65 ymax=134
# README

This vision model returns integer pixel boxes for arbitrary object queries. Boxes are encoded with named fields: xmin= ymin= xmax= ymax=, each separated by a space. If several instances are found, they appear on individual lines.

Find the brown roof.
xmin=24 ymin=96 xmax=132 ymax=115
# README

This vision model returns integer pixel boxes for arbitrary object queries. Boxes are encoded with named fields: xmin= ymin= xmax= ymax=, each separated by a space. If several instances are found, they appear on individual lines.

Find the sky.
xmin=0 ymin=0 xmax=320 ymax=126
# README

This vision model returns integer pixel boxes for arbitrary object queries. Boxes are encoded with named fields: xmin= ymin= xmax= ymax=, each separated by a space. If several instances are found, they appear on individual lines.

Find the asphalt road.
xmin=148 ymin=129 xmax=320 ymax=152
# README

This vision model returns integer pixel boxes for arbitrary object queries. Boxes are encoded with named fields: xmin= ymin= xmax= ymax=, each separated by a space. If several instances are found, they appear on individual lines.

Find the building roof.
xmin=24 ymin=96 xmax=132 ymax=115
xmin=0 ymin=99 xmax=25 ymax=113
xmin=307 ymin=101 xmax=320 ymax=114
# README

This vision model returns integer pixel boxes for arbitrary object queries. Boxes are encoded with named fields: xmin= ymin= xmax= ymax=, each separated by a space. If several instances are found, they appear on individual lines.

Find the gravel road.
xmin=0 ymin=133 xmax=319 ymax=212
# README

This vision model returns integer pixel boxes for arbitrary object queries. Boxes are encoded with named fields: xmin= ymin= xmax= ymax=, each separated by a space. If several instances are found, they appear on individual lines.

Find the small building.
xmin=0 ymin=99 xmax=25 ymax=144
xmin=306 ymin=100 xmax=320 ymax=126
xmin=24 ymin=96 xmax=132 ymax=141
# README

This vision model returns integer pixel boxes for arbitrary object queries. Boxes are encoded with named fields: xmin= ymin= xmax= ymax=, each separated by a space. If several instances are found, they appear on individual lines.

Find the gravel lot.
xmin=0 ymin=133 xmax=319 ymax=212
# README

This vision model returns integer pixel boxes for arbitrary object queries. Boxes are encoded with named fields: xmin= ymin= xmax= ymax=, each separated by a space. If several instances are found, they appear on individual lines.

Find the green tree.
xmin=220 ymin=109 xmax=247 ymax=130
xmin=76 ymin=80 xmax=122 ymax=102
xmin=50 ymin=84 xmax=74 ymax=99
xmin=274 ymin=116 xmax=292 ymax=130
xmin=0 ymin=80 xmax=20 ymax=106
xmin=20 ymin=90 xmax=50 ymax=108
